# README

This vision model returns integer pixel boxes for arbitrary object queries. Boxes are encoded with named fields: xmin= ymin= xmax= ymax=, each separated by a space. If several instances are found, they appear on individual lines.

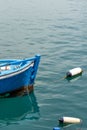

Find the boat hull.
xmin=0 ymin=55 xmax=40 ymax=94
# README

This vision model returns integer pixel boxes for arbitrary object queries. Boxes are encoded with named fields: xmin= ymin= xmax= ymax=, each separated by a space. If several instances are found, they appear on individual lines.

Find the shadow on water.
xmin=0 ymin=88 xmax=40 ymax=126
xmin=58 ymin=122 xmax=82 ymax=130
xmin=66 ymin=73 xmax=82 ymax=82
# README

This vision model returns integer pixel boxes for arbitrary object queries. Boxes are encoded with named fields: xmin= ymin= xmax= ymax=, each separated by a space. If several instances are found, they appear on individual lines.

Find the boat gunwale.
xmin=0 ymin=61 xmax=34 ymax=80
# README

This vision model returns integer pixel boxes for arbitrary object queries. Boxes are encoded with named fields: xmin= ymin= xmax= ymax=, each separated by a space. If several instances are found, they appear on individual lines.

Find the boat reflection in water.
xmin=0 ymin=86 xmax=40 ymax=125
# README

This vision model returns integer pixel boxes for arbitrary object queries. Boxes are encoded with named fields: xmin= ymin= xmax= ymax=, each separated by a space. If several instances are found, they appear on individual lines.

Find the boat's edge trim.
xmin=0 ymin=62 xmax=34 ymax=80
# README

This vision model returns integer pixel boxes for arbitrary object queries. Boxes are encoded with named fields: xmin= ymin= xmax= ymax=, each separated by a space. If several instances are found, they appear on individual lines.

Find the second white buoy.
xmin=59 ymin=116 xmax=82 ymax=124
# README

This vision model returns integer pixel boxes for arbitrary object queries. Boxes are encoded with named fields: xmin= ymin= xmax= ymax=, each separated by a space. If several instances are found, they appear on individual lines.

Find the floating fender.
xmin=59 ymin=117 xmax=82 ymax=124
xmin=66 ymin=67 xmax=83 ymax=77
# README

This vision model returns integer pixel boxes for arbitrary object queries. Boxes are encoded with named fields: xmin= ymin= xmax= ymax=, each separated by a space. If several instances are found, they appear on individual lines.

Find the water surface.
xmin=0 ymin=0 xmax=87 ymax=129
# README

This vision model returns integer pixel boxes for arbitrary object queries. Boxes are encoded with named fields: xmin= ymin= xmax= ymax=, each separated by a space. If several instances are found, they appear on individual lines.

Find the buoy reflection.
xmin=66 ymin=73 xmax=82 ymax=82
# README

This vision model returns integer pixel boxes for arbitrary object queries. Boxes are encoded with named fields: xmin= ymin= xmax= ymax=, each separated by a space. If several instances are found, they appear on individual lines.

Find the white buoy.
xmin=59 ymin=117 xmax=82 ymax=124
xmin=66 ymin=67 xmax=83 ymax=77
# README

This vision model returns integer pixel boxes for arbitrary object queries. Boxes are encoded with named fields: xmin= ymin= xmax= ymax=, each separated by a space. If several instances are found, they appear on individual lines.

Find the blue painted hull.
xmin=0 ymin=55 xmax=41 ymax=94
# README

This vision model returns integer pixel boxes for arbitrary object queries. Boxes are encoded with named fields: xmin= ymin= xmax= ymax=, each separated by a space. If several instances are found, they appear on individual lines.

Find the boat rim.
xmin=0 ymin=61 xmax=34 ymax=80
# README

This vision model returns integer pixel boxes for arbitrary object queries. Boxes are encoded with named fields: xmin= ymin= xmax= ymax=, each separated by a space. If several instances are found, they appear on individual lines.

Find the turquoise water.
xmin=0 ymin=0 xmax=87 ymax=129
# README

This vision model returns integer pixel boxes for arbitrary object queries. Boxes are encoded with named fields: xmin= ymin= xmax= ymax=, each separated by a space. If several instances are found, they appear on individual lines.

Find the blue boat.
xmin=0 ymin=55 xmax=41 ymax=95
